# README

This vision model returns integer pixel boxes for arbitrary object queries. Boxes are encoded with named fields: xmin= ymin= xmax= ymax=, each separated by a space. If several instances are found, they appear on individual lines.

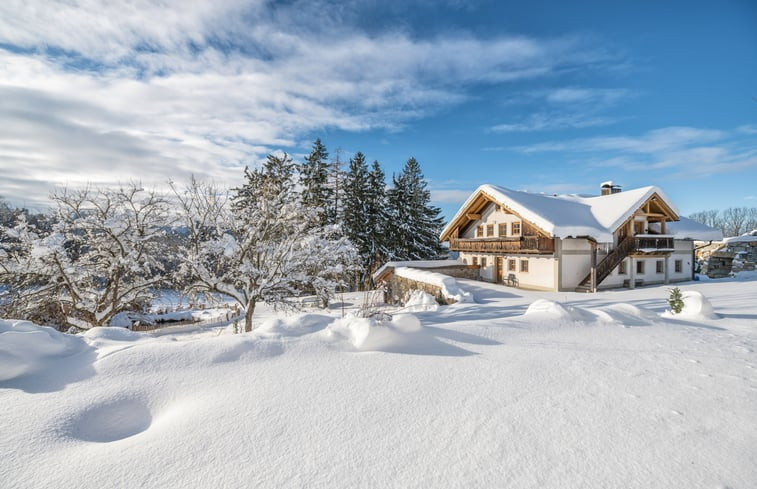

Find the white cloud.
xmin=0 ymin=1 xmax=619 ymax=206
xmin=510 ymin=126 xmax=756 ymax=178
xmin=491 ymin=87 xmax=632 ymax=133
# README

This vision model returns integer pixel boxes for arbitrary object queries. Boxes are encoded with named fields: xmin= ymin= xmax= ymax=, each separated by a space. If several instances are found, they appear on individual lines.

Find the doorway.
xmin=495 ymin=257 xmax=504 ymax=283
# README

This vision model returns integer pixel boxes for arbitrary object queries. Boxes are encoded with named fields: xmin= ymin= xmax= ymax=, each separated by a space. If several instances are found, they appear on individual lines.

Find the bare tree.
xmin=0 ymin=184 xmax=172 ymax=328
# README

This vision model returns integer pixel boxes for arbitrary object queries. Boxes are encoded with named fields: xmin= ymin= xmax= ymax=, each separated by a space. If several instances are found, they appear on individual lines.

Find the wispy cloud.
xmin=491 ymin=86 xmax=632 ymax=132
xmin=0 ymin=1 xmax=621 ymax=205
xmin=512 ymin=126 xmax=757 ymax=178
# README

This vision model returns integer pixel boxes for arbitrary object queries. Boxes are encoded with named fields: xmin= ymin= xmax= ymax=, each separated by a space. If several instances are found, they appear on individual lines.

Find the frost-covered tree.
xmin=387 ymin=157 xmax=445 ymax=261
xmin=300 ymin=139 xmax=332 ymax=226
xmin=0 ymin=184 xmax=171 ymax=328
xmin=173 ymin=166 xmax=358 ymax=332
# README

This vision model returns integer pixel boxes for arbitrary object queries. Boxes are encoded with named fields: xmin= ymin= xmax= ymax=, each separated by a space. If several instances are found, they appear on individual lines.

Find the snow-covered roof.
xmin=372 ymin=259 xmax=465 ymax=281
xmin=724 ymin=229 xmax=757 ymax=244
xmin=667 ymin=217 xmax=723 ymax=241
xmin=441 ymin=184 xmax=680 ymax=243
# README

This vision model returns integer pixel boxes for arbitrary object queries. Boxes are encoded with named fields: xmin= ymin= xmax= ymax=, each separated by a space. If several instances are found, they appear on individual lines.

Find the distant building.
xmin=439 ymin=183 xmax=722 ymax=292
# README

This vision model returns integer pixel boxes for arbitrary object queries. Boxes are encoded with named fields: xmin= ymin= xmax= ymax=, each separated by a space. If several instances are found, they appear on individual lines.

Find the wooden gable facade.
xmin=440 ymin=189 xmax=555 ymax=255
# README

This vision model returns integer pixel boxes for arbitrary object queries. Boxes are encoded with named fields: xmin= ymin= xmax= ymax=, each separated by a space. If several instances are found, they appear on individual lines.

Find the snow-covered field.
xmin=2 ymin=275 xmax=756 ymax=489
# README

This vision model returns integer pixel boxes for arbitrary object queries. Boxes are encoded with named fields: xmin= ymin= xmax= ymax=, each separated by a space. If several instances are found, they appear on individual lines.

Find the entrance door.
xmin=495 ymin=257 xmax=504 ymax=283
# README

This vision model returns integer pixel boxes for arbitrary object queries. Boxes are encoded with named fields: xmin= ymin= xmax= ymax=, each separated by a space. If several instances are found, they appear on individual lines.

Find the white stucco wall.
xmin=600 ymin=241 xmax=694 ymax=288
xmin=558 ymin=238 xmax=592 ymax=290
xmin=459 ymin=252 xmax=556 ymax=290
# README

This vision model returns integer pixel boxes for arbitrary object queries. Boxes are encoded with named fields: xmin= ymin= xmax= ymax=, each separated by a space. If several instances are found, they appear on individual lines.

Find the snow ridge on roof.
xmin=441 ymin=184 xmax=683 ymax=243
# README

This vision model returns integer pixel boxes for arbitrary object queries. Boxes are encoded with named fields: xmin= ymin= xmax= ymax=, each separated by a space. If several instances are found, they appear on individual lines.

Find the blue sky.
xmin=0 ymin=0 xmax=755 ymax=219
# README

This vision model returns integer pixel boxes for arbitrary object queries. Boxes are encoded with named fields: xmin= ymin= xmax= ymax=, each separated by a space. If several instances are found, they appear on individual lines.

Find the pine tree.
xmin=387 ymin=157 xmax=445 ymax=261
xmin=299 ymin=139 xmax=332 ymax=226
xmin=668 ymin=287 xmax=684 ymax=314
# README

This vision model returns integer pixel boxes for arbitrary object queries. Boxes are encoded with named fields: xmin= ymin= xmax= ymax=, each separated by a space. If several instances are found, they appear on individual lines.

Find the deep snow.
xmin=2 ymin=275 xmax=756 ymax=489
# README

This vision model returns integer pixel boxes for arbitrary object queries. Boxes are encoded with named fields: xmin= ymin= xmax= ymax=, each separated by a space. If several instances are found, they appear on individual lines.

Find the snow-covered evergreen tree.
xmin=342 ymin=152 xmax=371 ymax=288
xmin=299 ymin=139 xmax=332 ymax=227
xmin=365 ymin=160 xmax=391 ymax=281
xmin=325 ymin=148 xmax=346 ymax=226
xmin=173 ymin=165 xmax=358 ymax=332
xmin=0 ymin=184 xmax=171 ymax=328
xmin=387 ymin=157 xmax=445 ymax=261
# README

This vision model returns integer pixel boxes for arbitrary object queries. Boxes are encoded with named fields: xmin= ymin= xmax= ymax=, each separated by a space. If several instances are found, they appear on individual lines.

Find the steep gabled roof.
xmin=440 ymin=184 xmax=680 ymax=243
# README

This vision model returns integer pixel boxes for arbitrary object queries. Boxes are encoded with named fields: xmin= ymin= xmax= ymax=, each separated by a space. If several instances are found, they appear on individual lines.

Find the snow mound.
xmin=0 ymin=320 xmax=85 ymax=382
xmin=326 ymin=314 xmax=455 ymax=355
xmin=524 ymin=299 xmax=596 ymax=322
xmin=591 ymin=303 xmax=657 ymax=327
xmin=680 ymin=290 xmax=718 ymax=319
xmin=403 ymin=290 xmax=439 ymax=312
xmin=394 ymin=267 xmax=473 ymax=303
xmin=256 ymin=313 xmax=334 ymax=338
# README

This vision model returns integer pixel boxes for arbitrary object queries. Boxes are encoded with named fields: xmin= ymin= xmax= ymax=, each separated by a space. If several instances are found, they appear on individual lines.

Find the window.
xmin=675 ymin=260 xmax=682 ymax=273
xmin=486 ymin=224 xmax=494 ymax=237
xmin=618 ymin=260 xmax=627 ymax=275
xmin=508 ymin=259 xmax=516 ymax=272
xmin=462 ymin=258 xmax=467 ymax=264
xmin=481 ymin=257 xmax=487 ymax=268
xmin=634 ymin=220 xmax=644 ymax=235
xmin=498 ymin=223 xmax=507 ymax=236
xmin=636 ymin=260 xmax=645 ymax=274
xmin=656 ymin=260 xmax=664 ymax=274
xmin=512 ymin=222 xmax=521 ymax=235
xmin=472 ymin=256 xmax=478 ymax=266
xmin=520 ymin=259 xmax=529 ymax=273
xmin=476 ymin=225 xmax=484 ymax=238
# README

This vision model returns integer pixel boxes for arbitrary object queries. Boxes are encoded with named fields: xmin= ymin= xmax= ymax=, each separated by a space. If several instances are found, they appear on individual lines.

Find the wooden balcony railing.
xmin=449 ymin=236 xmax=555 ymax=254
xmin=634 ymin=235 xmax=674 ymax=251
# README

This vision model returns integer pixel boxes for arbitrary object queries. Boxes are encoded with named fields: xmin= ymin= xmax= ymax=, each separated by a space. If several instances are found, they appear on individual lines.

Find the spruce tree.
xmin=299 ymin=139 xmax=332 ymax=226
xmin=326 ymin=149 xmax=345 ymax=226
xmin=387 ymin=157 xmax=445 ymax=261
xmin=342 ymin=152 xmax=371 ymax=288
xmin=668 ymin=287 xmax=684 ymax=314
xmin=365 ymin=160 xmax=390 ymax=281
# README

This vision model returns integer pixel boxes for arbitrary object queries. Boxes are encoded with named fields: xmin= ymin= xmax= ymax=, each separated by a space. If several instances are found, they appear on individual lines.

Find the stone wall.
xmin=382 ymin=265 xmax=478 ymax=305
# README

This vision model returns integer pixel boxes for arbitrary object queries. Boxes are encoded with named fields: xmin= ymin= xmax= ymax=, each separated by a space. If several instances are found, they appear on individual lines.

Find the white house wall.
xmin=558 ymin=238 xmax=592 ymax=290
xmin=599 ymin=241 xmax=694 ymax=289
xmin=460 ymin=252 xmax=556 ymax=290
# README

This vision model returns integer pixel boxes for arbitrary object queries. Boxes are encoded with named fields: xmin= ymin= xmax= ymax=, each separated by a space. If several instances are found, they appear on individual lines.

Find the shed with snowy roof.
xmin=439 ymin=183 xmax=722 ymax=292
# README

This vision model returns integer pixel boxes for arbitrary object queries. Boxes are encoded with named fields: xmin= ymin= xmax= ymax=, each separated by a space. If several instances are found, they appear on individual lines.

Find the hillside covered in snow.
xmin=2 ymin=275 xmax=756 ymax=489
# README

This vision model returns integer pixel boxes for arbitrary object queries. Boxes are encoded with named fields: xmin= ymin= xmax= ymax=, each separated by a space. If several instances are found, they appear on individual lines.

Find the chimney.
xmin=600 ymin=181 xmax=621 ymax=196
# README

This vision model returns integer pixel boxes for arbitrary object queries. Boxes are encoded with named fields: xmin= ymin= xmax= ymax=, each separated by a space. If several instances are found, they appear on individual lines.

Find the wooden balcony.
xmin=449 ymin=236 xmax=555 ymax=254
xmin=633 ymin=235 xmax=674 ymax=252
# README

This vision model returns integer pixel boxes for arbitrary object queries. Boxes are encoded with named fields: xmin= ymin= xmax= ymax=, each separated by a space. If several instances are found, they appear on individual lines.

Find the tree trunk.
xmin=244 ymin=299 xmax=256 ymax=332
